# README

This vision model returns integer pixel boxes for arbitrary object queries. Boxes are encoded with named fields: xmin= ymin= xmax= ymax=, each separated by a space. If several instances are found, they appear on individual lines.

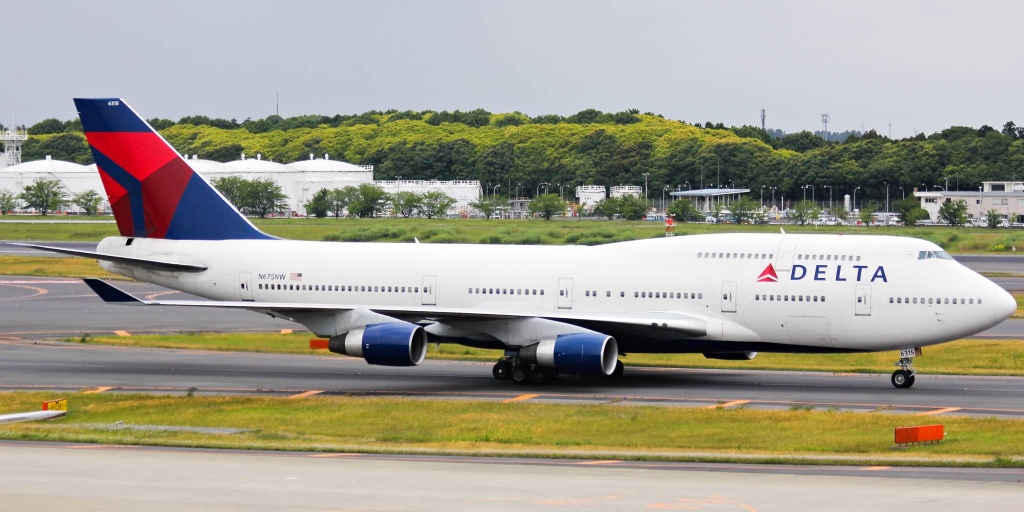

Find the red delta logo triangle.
xmin=757 ymin=263 xmax=779 ymax=283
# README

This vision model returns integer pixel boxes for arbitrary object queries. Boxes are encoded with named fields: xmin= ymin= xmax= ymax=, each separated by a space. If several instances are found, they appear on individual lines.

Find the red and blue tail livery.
xmin=74 ymin=98 xmax=271 ymax=240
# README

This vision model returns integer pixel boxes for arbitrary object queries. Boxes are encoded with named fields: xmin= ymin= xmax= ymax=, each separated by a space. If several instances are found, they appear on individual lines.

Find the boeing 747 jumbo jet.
xmin=16 ymin=99 xmax=1016 ymax=389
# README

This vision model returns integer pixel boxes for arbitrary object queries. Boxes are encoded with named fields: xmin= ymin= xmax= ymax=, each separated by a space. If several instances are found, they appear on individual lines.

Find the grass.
xmin=0 ymin=392 xmax=1021 ymax=466
xmin=0 ymin=256 xmax=122 ymax=279
xmin=4 ymin=216 xmax=1024 ymax=253
xmin=73 ymin=333 xmax=1024 ymax=377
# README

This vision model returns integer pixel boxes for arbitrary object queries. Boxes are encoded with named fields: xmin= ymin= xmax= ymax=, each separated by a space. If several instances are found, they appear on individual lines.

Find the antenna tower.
xmin=821 ymin=113 xmax=830 ymax=140
xmin=760 ymin=109 xmax=766 ymax=131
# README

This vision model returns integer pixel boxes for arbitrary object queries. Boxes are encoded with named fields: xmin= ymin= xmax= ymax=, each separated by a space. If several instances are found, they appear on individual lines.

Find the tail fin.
xmin=74 ymin=98 xmax=271 ymax=240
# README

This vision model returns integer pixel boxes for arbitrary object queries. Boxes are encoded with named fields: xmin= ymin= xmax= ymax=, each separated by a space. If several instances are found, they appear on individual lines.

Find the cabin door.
xmin=775 ymin=238 xmax=799 ymax=272
xmin=237 ymin=272 xmax=254 ymax=301
xmin=421 ymin=275 xmax=437 ymax=305
xmin=557 ymin=278 xmax=573 ymax=309
xmin=855 ymin=284 xmax=871 ymax=316
xmin=721 ymin=281 xmax=737 ymax=313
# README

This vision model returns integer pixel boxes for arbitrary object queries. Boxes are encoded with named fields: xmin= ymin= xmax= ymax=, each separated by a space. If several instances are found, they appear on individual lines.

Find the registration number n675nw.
xmin=900 ymin=348 xmax=917 ymax=358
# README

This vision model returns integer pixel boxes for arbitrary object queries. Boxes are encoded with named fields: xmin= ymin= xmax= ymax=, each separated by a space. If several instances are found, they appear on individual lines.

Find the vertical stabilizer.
xmin=74 ymin=98 xmax=271 ymax=240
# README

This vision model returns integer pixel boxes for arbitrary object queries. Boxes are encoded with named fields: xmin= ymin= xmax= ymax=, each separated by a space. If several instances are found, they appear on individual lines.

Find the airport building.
xmin=0 ymin=135 xmax=482 ymax=215
xmin=575 ymin=185 xmax=606 ymax=211
xmin=914 ymin=182 xmax=1024 ymax=223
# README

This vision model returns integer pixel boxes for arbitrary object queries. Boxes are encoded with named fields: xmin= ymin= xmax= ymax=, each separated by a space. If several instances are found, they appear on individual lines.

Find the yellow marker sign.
xmin=42 ymin=398 xmax=67 ymax=411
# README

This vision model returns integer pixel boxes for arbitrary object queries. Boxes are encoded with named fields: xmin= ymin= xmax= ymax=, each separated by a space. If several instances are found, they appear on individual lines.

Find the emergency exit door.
xmin=557 ymin=278 xmax=573 ymax=309
xmin=237 ymin=272 xmax=254 ymax=301
xmin=421 ymin=275 xmax=437 ymax=305
xmin=721 ymin=281 xmax=737 ymax=313
xmin=855 ymin=284 xmax=871 ymax=316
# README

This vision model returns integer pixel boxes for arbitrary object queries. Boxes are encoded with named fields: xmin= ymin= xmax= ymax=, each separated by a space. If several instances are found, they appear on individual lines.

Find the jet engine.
xmin=328 ymin=322 xmax=428 ymax=367
xmin=519 ymin=333 xmax=618 ymax=375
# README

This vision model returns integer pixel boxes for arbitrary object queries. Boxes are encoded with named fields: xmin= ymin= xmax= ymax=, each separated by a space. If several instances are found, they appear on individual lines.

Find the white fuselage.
xmin=96 ymin=232 xmax=1014 ymax=353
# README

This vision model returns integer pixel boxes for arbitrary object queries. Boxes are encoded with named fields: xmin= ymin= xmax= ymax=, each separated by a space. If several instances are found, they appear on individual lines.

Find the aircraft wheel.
xmin=610 ymin=360 xmax=624 ymax=378
xmin=891 ymin=369 xmax=912 ymax=389
xmin=906 ymin=374 xmax=916 ymax=388
xmin=492 ymin=361 xmax=512 ymax=380
xmin=529 ymin=366 xmax=554 ymax=384
xmin=511 ymin=367 xmax=529 ymax=385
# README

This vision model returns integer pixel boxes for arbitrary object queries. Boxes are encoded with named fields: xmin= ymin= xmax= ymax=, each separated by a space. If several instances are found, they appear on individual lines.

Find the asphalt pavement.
xmin=1 ymin=442 xmax=1020 ymax=511
xmin=2 ymin=339 xmax=1022 ymax=418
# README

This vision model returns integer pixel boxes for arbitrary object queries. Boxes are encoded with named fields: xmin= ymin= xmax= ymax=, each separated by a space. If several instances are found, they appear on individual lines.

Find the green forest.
xmin=13 ymin=109 xmax=1024 ymax=205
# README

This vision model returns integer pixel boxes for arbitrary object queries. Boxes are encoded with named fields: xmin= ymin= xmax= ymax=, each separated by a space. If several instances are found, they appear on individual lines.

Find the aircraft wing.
xmin=83 ymin=279 xmax=708 ymax=338
xmin=10 ymin=243 xmax=208 ymax=273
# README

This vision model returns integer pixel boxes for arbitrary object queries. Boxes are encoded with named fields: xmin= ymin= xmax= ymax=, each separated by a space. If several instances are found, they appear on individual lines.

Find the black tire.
xmin=611 ymin=359 xmax=624 ymax=378
xmin=529 ymin=366 xmax=553 ymax=384
xmin=511 ymin=367 xmax=529 ymax=385
xmin=492 ymin=361 xmax=512 ymax=380
xmin=891 ymin=370 xmax=910 ymax=388
xmin=906 ymin=374 xmax=916 ymax=388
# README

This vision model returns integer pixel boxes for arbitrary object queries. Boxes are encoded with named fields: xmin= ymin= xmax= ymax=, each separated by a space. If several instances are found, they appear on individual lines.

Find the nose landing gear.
xmin=891 ymin=356 xmax=916 ymax=389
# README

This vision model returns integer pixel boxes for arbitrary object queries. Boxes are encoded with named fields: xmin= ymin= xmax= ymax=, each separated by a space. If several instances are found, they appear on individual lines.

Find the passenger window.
xmin=784 ymin=295 xmax=789 ymax=302
xmin=970 ymin=298 xmax=974 ymax=304
xmin=698 ymin=293 xmax=702 ymax=299
xmin=944 ymin=298 xmax=949 ymax=304
xmin=856 ymin=256 xmax=861 ymax=261
xmin=585 ymin=291 xmax=589 ymax=297
xmin=635 ymin=292 xmax=639 ymax=298
xmin=415 ymin=287 xmax=419 ymax=292
xmin=540 ymin=290 xmax=544 ymax=295
xmin=698 ymin=252 xmax=702 ymax=257
xmin=897 ymin=297 xmax=902 ymax=303
xmin=755 ymin=294 xmax=760 ymax=300
xmin=889 ymin=297 xmax=893 ymax=303
xmin=928 ymin=298 xmax=933 ymax=304
xmin=913 ymin=298 xmax=917 ymax=304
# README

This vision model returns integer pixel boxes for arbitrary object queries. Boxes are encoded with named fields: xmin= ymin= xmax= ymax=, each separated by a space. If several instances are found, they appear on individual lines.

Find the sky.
xmin=4 ymin=0 xmax=1022 ymax=138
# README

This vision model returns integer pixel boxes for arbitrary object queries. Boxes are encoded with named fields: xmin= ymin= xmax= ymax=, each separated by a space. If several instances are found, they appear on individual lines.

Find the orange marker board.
xmin=895 ymin=424 xmax=944 ymax=444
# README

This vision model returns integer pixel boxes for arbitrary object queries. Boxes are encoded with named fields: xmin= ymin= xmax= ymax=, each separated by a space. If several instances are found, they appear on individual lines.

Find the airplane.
xmin=14 ymin=98 xmax=1016 ymax=389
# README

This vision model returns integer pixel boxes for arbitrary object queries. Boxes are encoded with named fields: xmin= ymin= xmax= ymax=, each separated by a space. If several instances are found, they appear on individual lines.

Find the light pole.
xmin=921 ymin=183 xmax=928 ymax=191
xmin=557 ymin=183 xmax=563 ymax=200
xmin=884 ymin=181 xmax=889 ymax=214
xmin=663 ymin=185 xmax=669 ymax=211
xmin=853 ymin=186 xmax=861 ymax=213
xmin=803 ymin=184 xmax=814 ymax=203
xmin=492 ymin=184 xmax=500 ymax=198
xmin=396 ymin=176 xmax=401 ymax=197
xmin=760 ymin=185 xmax=765 ymax=209
xmin=934 ymin=185 xmax=945 ymax=191
xmin=684 ymin=181 xmax=691 ymax=190
xmin=823 ymin=185 xmax=832 ymax=210
xmin=770 ymin=187 xmax=777 ymax=210
xmin=517 ymin=182 xmax=521 ymax=199
xmin=536 ymin=182 xmax=548 ymax=197
xmin=643 ymin=172 xmax=650 ymax=203
xmin=899 ymin=186 xmax=905 ymax=200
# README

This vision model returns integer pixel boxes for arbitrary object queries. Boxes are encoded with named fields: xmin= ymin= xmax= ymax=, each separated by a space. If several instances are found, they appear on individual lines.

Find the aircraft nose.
xmin=994 ymin=288 xmax=1017 ymax=322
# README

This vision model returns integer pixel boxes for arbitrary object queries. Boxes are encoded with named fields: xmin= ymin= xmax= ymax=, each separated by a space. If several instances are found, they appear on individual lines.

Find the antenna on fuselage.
xmin=780 ymin=228 xmax=786 ymax=234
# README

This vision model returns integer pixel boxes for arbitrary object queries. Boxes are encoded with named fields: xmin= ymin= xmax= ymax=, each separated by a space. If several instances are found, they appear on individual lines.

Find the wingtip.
xmin=83 ymin=278 xmax=142 ymax=304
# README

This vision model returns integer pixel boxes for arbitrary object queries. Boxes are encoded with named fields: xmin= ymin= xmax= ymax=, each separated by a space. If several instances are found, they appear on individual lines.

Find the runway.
xmin=3 ymin=339 xmax=1023 ymax=418
xmin=1 ymin=442 xmax=1019 ymax=511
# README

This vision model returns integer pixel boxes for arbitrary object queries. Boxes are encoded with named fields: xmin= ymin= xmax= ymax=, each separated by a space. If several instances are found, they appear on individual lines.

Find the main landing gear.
xmin=891 ymin=356 xmax=917 ymax=389
xmin=491 ymin=356 xmax=625 ymax=384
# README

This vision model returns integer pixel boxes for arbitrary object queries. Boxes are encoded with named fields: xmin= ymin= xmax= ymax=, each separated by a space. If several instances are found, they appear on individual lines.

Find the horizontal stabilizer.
xmin=8 ymin=243 xmax=208 ymax=273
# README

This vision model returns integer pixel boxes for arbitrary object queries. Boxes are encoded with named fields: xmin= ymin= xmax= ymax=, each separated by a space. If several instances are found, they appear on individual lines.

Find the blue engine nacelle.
xmin=328 ymin=322 xmax=427 ymax=367
xmin=519 ymin=333 xmax=618 ymax=375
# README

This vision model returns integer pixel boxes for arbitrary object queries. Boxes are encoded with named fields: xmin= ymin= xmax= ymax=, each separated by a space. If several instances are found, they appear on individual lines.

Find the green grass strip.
xmin=0 ymin=392 xmax=1021 ymax=467
xmin=72 ymin=334 xmax=1024 ymax=377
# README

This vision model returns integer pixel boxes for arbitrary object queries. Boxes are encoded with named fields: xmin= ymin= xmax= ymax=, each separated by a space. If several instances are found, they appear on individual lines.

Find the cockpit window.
xmin=919 ymin=250 xmax=954 ymax=261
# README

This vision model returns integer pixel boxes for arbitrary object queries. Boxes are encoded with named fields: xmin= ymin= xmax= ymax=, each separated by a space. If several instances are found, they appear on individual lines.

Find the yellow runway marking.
xmin=83 ymin=386 xmax=114 ymax=394
xmin=918 ymin=407 xmax=961 ymax=416
xmin=576 ymin=460 xmax=620 ymax=465
xmin=114 ymin=330 xmax=131 ymax=337
xmin=503 ymin=394 xmax=539 ymax=403
xmin=288 ymin=390 xmax=323 ymax=399
xmin=860 ymin=466 xmax=891 ymax=471
xmin=708 ymin=399 xmax=750 ymax=409
xmin=280 ymin=329 xmax=293 ymax=334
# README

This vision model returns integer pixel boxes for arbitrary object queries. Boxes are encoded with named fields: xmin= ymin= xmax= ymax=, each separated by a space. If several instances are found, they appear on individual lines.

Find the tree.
xmin=241 ymin=178 xmax=288 ymax=218
xmin=304 ymin=188 xmax=331 ymax=218
xmin=711 ymin=202 xmax=725 ymax=223
xmin=986 ymin=209 xmax=1002 ymax=228
xmin=470 ymin=197 xmax=506 ymax=219
xmin=858 ymin=202 xmax=877 ymax=225
xmin=330 ymin=187 xmax=357 ymax=218
xmin=389 ymin=191 xmax=423 ymax=218
xmin=592 ymin=198 xmax=621 ymax=220
xmin=348 ymin=183 xmax=389 ymax=218
xmin=667 ymin=198 xmax=701 ymax=222
xmin=19 ymin=178 xmax=68 ymax=216
xmin=419 ymin=191 xmax=457 ymax=219
xmin=938 ymin=199 xmax=969 ymax=226
xmin=0 ymin=189 xmax=19 ymax=214
xmin=892 ymin=197 xmax=928 ymax=226
xmin=827 ymin=205 xmax=848 ymax=221
xmin=729 ymin=197 xmax=757 ymax=224
xmin=211 ymin=176 xmax=248 ymax=209
xmin=618 ymin=195 xmax=649 ymax=220
xmin=528 ymin=193 xmax=567 ymax=220
xmin=790 ymin=200 xmax=819 ymax=226
xmin=72 ymin=189 xmax=104 ymax=215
